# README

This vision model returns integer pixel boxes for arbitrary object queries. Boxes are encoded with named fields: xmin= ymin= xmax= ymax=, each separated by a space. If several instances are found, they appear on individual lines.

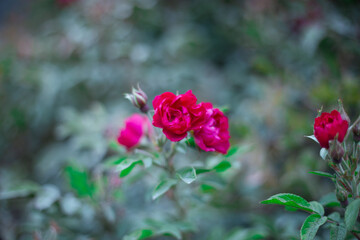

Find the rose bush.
xmin=313 ymin=110 xmax=349 ymax=149
xmin=117 ymin=113 xmax=152 ymax=150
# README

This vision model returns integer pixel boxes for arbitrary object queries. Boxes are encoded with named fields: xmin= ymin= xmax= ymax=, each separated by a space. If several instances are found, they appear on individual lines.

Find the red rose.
xmin=194 ymin=106 xmax=230 ymax=154
xmin=314 ymin=110 xmax=349 ymax=149
xmin=117 ymin=114 xmax=152 ymax=151
xmin=152 ymin=90 xmax=210 ymax=141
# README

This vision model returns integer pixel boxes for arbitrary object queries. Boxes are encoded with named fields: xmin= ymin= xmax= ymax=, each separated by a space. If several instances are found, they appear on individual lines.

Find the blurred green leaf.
xmin=345 ymin=199 xmax=360 ymax=231
xmin=34 ymin=185 xmax=60 ymax=210
xmin=213 ymin=161 xmax=231 ymax=172
xmin=152 ymin=179 xmax=177 ymax=200
xmin=177 ymin=167 xmax=197 ymax=184
xmin=309 ymin=171 xmax=334 ymax=179
xmin=195 ymin=168 xmax=212 ymax=175
xmin=65 ymin=165 xmax=95 ymax=197
xmin=330 ymin=223 xmax=346 ymax=240
xmin=156 ymin=225 xmax=182 ymax=240
xmin=261 ymin=193 xmax=313 ymax=212
xmin=0 ymin=182 xmax=39 ymax=200
xmin=320 ymin=193 xmax=340 ymax=208
xmin=310 ymin=201 xmax=324 ymax=216
xmin=320 ymin=148 xmax=328 ymax=160
xmin=300 ymin=214 xmax=327 ymax=240
xmin=116 ymin=159 xmax=143 ymax=178
xmin=225 ymin=146 xmax=238 ymax=158
xmin=305 ymin=135 xmax=319 ymax=144
xmin=124 ymin=229 xmax=154 ymax=240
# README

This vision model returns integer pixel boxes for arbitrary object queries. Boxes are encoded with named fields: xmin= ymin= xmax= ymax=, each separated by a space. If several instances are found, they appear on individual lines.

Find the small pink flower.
xmin=194 ymin=106 xmax=230 ymax=154
xmin=117 ymin=114 xmax=152 ymax=151
xmin=314 ymin=110 xmax=349 ymax=149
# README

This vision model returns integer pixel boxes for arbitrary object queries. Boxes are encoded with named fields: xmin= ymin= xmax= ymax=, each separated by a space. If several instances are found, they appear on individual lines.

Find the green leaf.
xmin=213 ymin=161 xmax=231 ymax=172
xmin=320 ymin=148 xmax=328 ymax=160
xmin=103 ymin=156 xmax=127 ymax=168
xmin=116 ymin=159 xmax=143 ymax=178
xmin=0 ymin=182 xmax=39 ymax=200
xmin=310 ymin=201 xmax=324 ymax=216
xmin=200 ymin=184 xmax=217 ymax=193
xmin=152 ymin=179 xmax=177 ymax=200
xmin=225 ymin=146 xmax=239 ymax=157
xmin=261 ymin=193 xmax=313 ymax=212
xmin=142 ymin=157 xmax=152 ymax=168
xmin=309 ymin=171 xmax=334 ymax=179
xmin=225 ymin=144 xmax=252 ymax=158
xmin=109 ymin=140 xmax=125 ymax=153
xmin=65 ymin=165 xmax=95 ymax=197
xmin=177 ymin=167 xmax=197 ymax=184
xmin=305 ymin=135 xmax=319 ymax=144
xmin=123 ymin=229 xmax=154 ymax=240
xmin=300 ymin=214 xmax=327 ymax=240
xmin=195 ymin=168 xmax=212 ymax=175
xmin=345 ymin=199 xmax=360 ymax=231
xmin=156 ymin=225 xmax=182 ymax=239
xmin=319 ymin=193 xmax=340 ymax=208
xmin=330 ymin=223 xmax=347 ymax=240
xmin=328 ymin=212 xmax=341 ymax=222
xmin=34 ymin=185 xmax=60 ymax=210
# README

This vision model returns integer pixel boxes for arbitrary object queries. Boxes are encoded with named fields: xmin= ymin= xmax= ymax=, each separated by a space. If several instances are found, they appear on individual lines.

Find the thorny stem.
xmin=161 ymin=142 xmax=187 ymax=221
xmin=352 ymin=232 xmax=360 ymax=240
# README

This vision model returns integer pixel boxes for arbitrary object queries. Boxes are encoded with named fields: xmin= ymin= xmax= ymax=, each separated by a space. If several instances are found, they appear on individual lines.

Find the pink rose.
xmin=117 ymin=114 xmax=152 ymax=151
xmin=152 ymin=90 xmax=210 ymax=141
xmin=314 ymin=110 xmax=349 ymax=149
xmin=194 ymin=107 xmax=230 ymax=154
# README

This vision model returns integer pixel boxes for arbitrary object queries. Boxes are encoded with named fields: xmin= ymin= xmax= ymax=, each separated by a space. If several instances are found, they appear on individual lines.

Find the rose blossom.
xmin=152 ymin=90 xmax=210 ymax=141
xmin=117 ymin=114 xmax=152 ymax=150
xmin=194 ymin=106 xmax=230 ymax=154
xmin=314 ymin=110 xmax=349 ymax=149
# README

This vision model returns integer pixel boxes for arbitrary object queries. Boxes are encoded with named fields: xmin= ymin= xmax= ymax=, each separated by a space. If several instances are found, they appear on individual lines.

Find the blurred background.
xmin=1 ymin=0 xmax=360 ymax=239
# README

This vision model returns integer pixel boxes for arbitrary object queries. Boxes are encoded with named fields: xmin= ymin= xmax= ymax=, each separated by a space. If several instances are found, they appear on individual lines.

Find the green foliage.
xmin=345 ymin=199 xmax=360 ymax=231
xmin=308 ymin=171 xmax=334 ymax=179
xmin=65 ymin=165 xmax=95 ymax=197
xmin=123 ymin=229 xmax=154 ymax=240
xmin=330 ymin=223 xmax=347 ymax=240
xmin=300 ymin=214 xmax=327 ymax=240
xmin=152 ymin=179 xmax=178 ymax=200
xmin=261 ymin=193 xmax=313 ymax=212
xmin=177 ymin=167 xmax=197 ymax=184
xmin=213 ymin=161 xmax=232 ymax=172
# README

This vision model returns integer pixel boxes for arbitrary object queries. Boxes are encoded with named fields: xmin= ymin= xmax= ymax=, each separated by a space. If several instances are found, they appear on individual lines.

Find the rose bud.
xmin=125 ymin=85 xmax=149 ymax=113
xmin=329 ymin=139 xmax=344 ymax=164
xmin=353 ymin=122 xmax=360 ymax=143
xmin=338 ymin=99 xmax=350 ymax=124
xmin=314 ymin=110 xmax=349 ymax=149
xmin=336 ymin=188 xmax=348 ymax=208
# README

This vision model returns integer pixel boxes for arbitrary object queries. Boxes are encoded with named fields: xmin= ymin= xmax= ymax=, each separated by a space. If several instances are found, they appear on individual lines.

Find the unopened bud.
xmin=125 ymin=85 xmax=149 ymax=113
xmin=353 ymin=122 xmax=360 ymax=143
xmin=336 ymin=188 xmax=348 ymax=208
xmin=338 ymin=99 xmax=350 ymax=124
xmin=329 ymin=139 xmax=344 ymax=164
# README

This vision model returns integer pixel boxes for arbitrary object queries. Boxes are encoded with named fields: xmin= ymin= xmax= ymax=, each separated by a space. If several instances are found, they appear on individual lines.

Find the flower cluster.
xmin=152 ymin=90 xmax=230 ymax=154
